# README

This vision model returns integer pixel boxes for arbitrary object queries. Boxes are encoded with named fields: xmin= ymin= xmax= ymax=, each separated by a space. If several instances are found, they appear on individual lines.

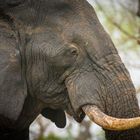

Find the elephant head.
xmin=2 ymin=0 xmax=140 ymax=139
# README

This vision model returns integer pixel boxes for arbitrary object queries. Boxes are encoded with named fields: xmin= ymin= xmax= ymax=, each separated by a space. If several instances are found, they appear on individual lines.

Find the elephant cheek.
xmin=65 ymin=72 xmax=105 ymax=117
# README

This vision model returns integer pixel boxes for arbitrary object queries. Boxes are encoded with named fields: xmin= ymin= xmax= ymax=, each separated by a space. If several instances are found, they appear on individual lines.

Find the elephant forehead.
xmin=8 ymin=0 xmax=119 ymax=64
xmin=26 ymin=30 xmax=73 ymax=57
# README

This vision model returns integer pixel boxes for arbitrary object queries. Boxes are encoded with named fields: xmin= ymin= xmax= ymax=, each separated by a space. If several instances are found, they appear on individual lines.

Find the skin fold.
xmin=0 ymin=0 xmax=140 ymax=140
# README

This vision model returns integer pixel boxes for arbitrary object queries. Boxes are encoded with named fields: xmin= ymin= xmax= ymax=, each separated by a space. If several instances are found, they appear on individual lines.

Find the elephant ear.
xmin=0 ymin=23 xmax=27 ymax=121
xmin=41 ymin=108 xmax=66 ymax=128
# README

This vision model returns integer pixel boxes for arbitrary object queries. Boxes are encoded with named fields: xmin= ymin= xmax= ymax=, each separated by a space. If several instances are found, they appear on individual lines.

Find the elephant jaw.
xmin=65 ymin=71 xmax=140 ymax=131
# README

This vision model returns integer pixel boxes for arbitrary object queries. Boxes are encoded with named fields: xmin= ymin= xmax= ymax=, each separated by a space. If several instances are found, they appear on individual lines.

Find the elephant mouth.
xmin=65 ymin=97 xmax=85 ymax=123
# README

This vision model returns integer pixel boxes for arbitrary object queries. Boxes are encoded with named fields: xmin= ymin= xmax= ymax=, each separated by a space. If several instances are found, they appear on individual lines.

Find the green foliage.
xmin=94 ymin=1 xmax=140 ymax=53
xmin=42 ymin=133 xmax=74 ymax=140
xmin=37 ymin=136 xmax=47 ymax=140
xmin=45 ymin=133 xmax=62 ymax=140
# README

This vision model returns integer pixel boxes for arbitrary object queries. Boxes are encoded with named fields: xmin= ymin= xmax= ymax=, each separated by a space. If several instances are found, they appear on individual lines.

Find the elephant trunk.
xmin=101 ymin=63 xmax=140 ymax=139
xmin=66 ymin=62 xmax=140 ymax=132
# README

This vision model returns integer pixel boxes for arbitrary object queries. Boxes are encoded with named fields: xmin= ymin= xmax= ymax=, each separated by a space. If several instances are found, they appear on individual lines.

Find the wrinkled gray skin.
xmin=0 ymin=0 xmax=140 ymax=140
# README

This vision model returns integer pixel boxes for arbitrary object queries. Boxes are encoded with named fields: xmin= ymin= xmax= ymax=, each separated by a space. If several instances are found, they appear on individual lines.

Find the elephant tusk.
xmin=82 ymin=105 xmax=140 ymax=131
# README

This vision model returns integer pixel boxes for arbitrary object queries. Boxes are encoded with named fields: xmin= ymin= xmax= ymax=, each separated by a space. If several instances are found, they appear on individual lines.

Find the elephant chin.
xmin=65 ymin=98 xmax=85 ymax=123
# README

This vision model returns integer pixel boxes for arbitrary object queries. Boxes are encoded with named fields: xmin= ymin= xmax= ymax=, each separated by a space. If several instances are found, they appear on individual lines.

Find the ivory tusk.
xmin=82 ymin=105 xmax=140 ymax=130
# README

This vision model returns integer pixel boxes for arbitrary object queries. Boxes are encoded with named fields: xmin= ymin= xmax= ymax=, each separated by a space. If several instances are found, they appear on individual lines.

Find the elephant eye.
xmin=64 ymin=44 xmax=79 ymax=57
xmin=70 ymin=47 xmax=78 ymax=56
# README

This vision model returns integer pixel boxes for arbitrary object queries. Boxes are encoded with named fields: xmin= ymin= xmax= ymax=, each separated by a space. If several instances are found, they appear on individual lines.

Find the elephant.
xmin=0 ymin=0 xmax=140 ymax=140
